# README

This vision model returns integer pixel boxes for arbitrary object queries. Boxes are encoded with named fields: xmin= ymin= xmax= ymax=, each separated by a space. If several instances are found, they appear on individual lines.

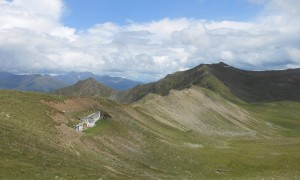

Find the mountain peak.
xmin=57 ymin=72 xmax=142 ymax=90
xmin=84 ymin=77 xmax=98 ymax=83
xmin=53 ymin=77 xmax=116 ymax=97
xmin=217 ymin=62 xmax=230 ymax=67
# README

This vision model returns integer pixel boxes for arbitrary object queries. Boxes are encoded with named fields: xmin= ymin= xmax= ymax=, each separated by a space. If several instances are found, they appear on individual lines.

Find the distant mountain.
xmin=52 ymin=63 xmax=300 ymax=103
xmin=0 ymin=71 xmax=142 ymax=93
xmin=0 ymin=72 xmax=23 ymax=89
xmin=114 ymin=62 xmax=300 ymax=103
xmin=56 ymin=72 xmax=142 ymax=90
xmin=0 ymin=72 xmax=67 ymax=92
xmin=53 ymin=78 xmax=116 ymax=97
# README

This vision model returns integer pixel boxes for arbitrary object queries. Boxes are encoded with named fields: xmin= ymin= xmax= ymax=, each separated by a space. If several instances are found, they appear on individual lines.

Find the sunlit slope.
xmin=132 ymin=86 xmax=300 ymax=178
xmin=0 ymin=90 xmax=154 ymax=179
xmin=0 ymin=91 xmax=117 ymax=179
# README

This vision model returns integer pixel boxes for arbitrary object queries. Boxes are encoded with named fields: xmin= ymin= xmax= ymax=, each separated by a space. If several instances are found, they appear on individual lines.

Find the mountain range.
xmin=1 ymin=62 xmax=300 ymax=179
xmin=0 ymin=72 xmax=67 ymax=92
xmin=56 ymin=71 xmax=142 ymax=90
xmin=53 ymin=62 xmax=300 ymax=103
xmin=0 ymin=71 xmax=142 ymax=92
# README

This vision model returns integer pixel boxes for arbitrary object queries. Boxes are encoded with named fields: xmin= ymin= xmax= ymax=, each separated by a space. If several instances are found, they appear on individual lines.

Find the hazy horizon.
xmin=0 ymin=0 xmax=299 ymax=81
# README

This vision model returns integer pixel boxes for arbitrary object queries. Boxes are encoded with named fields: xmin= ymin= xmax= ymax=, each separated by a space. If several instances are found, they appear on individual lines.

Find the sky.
xmin=0 ymin=0 xmax=300 ymax=82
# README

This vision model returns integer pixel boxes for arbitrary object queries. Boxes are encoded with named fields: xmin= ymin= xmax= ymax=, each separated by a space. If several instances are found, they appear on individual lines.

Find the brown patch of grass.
xmin=41 ymin=97 xmax=98 ymax=112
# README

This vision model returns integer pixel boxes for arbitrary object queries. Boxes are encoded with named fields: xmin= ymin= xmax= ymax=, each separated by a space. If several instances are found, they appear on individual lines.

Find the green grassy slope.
xmin=210 ymin=63 xmax=300 ymax=102
xmin=53 ymin=78 xmax=116 ymax=98
xmin=0 ymin=91 xmax=114 ymax=179
xmin=1 ymin=89 xmax=300 ymax=179
xmin=240 ymin=101 xmax=300 ymax=136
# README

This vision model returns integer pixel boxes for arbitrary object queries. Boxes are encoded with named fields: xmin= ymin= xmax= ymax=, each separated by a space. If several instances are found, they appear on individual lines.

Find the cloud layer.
xmin=0 ymin=0 xmax=299 ymax=81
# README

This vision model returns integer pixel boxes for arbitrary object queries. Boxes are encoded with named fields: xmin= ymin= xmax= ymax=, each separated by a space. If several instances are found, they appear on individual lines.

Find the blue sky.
xmin=0 ymin=0 xmax=300 ymax=81
xmin=63 ymin=0 xmax=261 ymax=29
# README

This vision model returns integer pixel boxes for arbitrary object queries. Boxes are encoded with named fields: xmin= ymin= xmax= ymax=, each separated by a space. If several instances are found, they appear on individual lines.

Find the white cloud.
xmin=265 ymin=0 xmax=300 ymax=15
xmin=13 ymin=0 xmax=63 ymax=18
xmin=0 ymin=0 xmax=299 ymax=81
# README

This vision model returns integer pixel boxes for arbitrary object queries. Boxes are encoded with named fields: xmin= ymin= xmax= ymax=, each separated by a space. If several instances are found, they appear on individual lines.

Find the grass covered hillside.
xmin=113 ymin=63 xmax=300 ymax=103
xmin=53 ymin=78 xmax=116 ymax=98
xmin=1 ymin=88 xmax=300 ymax=179
xmin=113 ymin=64 xmax=230 ymax=103
xmin=209 ymin=63 xmax=300 ymax=102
